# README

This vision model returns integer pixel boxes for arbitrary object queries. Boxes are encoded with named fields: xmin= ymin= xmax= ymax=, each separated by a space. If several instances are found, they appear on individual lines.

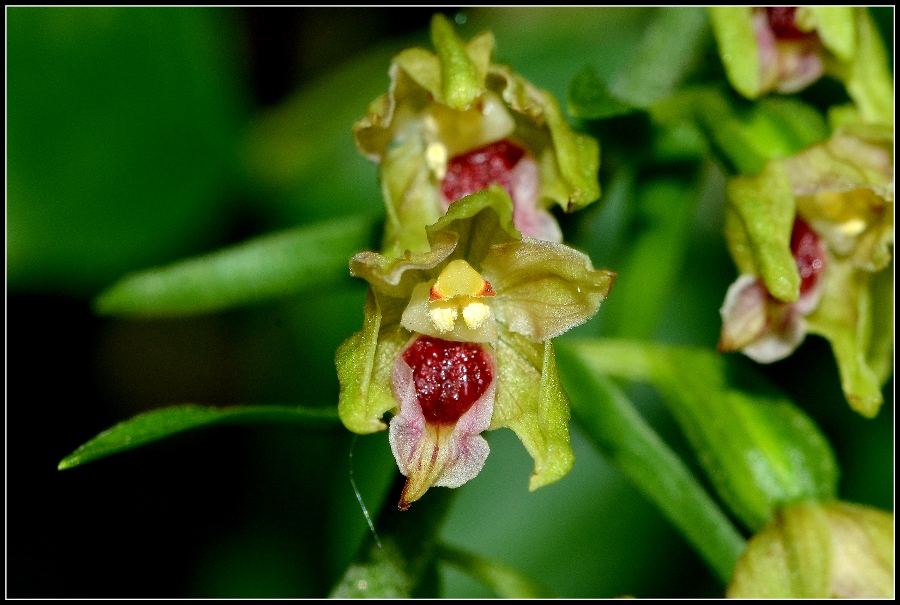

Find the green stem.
xmin=556 ymin=342 xmax=746 ymax=584
xmin=330 ymin=473 xmax=458 ymax=598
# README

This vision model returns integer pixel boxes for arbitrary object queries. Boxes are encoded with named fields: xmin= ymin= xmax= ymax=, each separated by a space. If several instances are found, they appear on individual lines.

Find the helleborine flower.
xmin=710 ymin=7 xmax=893 ymax=126
xmin=353 ymin=13 xmax=600 ymax=256
xmin=718 ymin=125 xmax=893 ymax=417
xmin=336 ymin=187 xmax=615 ymax=509
xmin=727 ymin=501 xmax=894 ymax=598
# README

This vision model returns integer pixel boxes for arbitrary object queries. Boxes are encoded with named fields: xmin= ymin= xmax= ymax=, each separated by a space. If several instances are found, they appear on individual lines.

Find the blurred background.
xmin=7 ymin=7 xmax=893 ymax=597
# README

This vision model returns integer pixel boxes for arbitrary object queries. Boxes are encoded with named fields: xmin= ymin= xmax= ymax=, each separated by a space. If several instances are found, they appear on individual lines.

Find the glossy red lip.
xmin=403 ymin=336 xmax=493 ymax=425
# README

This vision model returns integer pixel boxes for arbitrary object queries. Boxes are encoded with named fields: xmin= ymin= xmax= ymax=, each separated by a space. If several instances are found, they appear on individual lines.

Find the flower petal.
xmin=389 ymin=340 xmax=496 ymax=509
xmin=725 ymin=161 xmax=800 ymax=303
xmin=490 ymin=331 xmax=574 ymax=490
xmin=336 ymin=290 xmax=410 ymax=433
xmin=481 ymin=238 xmax=615 ymax=342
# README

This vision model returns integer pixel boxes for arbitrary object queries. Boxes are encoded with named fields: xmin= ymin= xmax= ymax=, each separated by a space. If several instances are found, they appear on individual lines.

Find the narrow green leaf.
xmin=556 ymin=341 xmax=746 ymax=584
xmin=565 ymin=338 xmax=839 ymax=532
xmin=567 ymin=8 xmax=708 ymax=120
xmin=58 ymin=404 xmax=341 ymax=470
xmin=437 ymin=543 xmax=556 ymax=598
xmin=94 ymin=214 xmax=379 ymax=317
xmin=609 ymin=7 xmax=709 ymax=108
xmin=601 ymin=176 xmax=699 ymax=339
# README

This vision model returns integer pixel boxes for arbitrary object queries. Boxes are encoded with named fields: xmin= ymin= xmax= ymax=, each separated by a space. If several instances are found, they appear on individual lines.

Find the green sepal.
xmin=805 ymin=260 xmax=891 ymax=418
xmin=829 ymin=8 xmax=894 ymax=128
xmin=725 ymin=162 xmax=800 ymax=303
xmin=709 ymin=7 xmax=761 ymax=99
xmin=728 ymin=502 xmax=894 ymax=598
xmin=541 ymin=92 xmax=601 ymax=212
xmin=491 ymin=332 xmax=574 ymax=491
xmin=802 ymin=7 xmax=856 ymax=61
xmin=430 ymin=13 xmax=483 ymax=110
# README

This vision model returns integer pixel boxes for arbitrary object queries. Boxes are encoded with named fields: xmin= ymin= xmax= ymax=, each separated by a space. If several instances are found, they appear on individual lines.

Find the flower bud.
xmin=728 ymin=501 xmax=894 ymax=598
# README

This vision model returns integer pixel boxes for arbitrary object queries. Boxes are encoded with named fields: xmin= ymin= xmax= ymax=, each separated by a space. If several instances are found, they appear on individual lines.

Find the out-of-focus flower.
xmin=354 ymin=14 xmax=600 ymax=256
xmin=710 ymin=7 xmax=893 ymax=127
xmin=728 ymin=501 xmax=894 ymax=598
xmin=718 ymin=125 xmax=893 ymax=417
xmin=336 ymin=187 xmax=614 ymax=508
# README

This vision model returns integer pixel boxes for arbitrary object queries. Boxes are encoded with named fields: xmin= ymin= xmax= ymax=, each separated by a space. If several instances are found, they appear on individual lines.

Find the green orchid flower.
xmin=718 ymin=125 xmax=893 ymax=417
xmin=354 ymin=14 xmax=600 ymax=256
xmin=710 ymin=7 xmax=893 ymax=127
xmin=335 ymin=186 xmax=615 ymax=509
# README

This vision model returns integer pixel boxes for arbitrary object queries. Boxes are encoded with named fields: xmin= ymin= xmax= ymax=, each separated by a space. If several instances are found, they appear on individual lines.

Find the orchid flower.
xmin=718 ymin=125 xmax=893 ymax=417
xmin=353 ymin=14 xmax=601 ymax=256
xmin=336 ymin=187 xmax=615 ymax=509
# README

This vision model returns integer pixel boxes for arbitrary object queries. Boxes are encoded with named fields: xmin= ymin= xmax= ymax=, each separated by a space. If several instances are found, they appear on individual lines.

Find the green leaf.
xmin=600 ymin=176 xmax=699 ymax=339
xmin=567 ymin=7 xmax=708 ymax=120
xmin=331 ymin=476 xmax=457 ymax=598
xmin=555 ymin=342 xmax=746 ymax=583
xmin=608 ymin=7 xmax=709 ymax=108
xmin=568 ymin=65 xmax=636 ymax=120
xmin=58 ymin=404 xmax=341 ymax=470
xmin=437 ymin=543 xmax=555 ymax=598
xmin=94 ymin=214 xmax=379 ymax=317
xmin=565 ymin=338 xmax=839 ymax=532
xmin=687 ymin=88 xmax=829 ymax=176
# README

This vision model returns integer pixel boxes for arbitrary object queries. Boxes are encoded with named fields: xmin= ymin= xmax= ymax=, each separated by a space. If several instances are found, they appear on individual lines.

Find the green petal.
xmin=491 ymin=332 xmax=574 ymax=491
xmin=425 ymin=186 xmax=520 ymax=265
xmin=336 ymin=289 xmax=407 ymax=434
xmin=709 ymin=7 xmax=762 ymax=99
xmin=803 ymin=7 xmax=856 ymax=61
xmin=806 ymin=260 xmax=888 ymax=418
xmin=430 ymin=13 xmax=481 ymax=110
xmin=725 ymin=162 xmax=800 ymax=302
xmin=832 ymin=8 xmax=894 ymax=128
xmin=542 ymin=92 xmax=601 ymax=211
xmin=481 ymin=238 xmax=615 ymax=342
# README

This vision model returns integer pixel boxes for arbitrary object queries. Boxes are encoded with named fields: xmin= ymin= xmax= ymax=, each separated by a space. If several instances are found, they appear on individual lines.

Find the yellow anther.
xmin=426 ymin=142 xmax=448 ymax=180
xmin=462 ymin=301 xmax=491 ymax=329
xmin=429 ymin=305 xmax=458 ymax=333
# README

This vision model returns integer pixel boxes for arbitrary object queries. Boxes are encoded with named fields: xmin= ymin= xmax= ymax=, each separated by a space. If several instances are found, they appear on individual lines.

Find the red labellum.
xmin=441 ymin=139 xmax=526 ymax=204
xmin=791 ymin=217 xmax=826 ymax=297
xmin=402 ymin=336 xmax=493 ymax=426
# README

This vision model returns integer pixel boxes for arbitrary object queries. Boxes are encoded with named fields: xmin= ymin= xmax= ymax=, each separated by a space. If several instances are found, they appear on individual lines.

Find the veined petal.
xmin=389 ymin=338 xmax=497 ymax=509
xmin=481 ymin=238 xmax=615 ymax=342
